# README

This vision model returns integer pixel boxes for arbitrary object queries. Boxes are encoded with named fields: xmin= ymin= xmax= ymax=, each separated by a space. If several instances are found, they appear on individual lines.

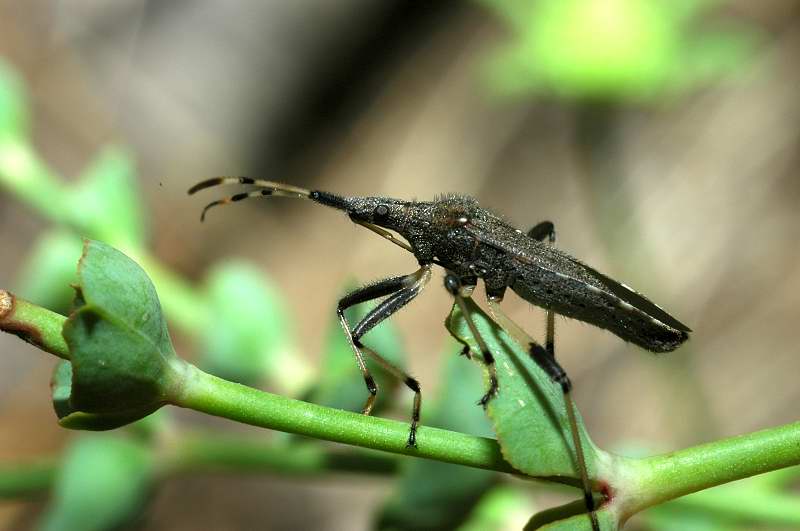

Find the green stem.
xmin=4 ymin=294 xmax=800 ymax=516
xmin=0 ymin=290 xmax=69 ymax=360
xmin=0 ymin=138 xmax=69 ymax=224
xmin=166 ymin=434 xmax=397 ymax=476
xmin=618 ymin=421 xmax=800 ymax=516
xmin=0 ymin=459 xmax=58 ymax=498
xmin=174 ymin=364 xmax=515 ymax=474
xmin=0 ymin=436 xmax=397 ymax=499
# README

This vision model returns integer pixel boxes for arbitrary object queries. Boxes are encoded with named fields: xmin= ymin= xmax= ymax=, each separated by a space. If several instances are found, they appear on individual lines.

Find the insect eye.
xmin=374 ymin=205 xmax=389 ymax=218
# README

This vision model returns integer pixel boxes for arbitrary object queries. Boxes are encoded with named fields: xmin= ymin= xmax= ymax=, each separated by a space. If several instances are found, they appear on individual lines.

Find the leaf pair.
xmin=54 ymin=240 xmax=184 ymax=430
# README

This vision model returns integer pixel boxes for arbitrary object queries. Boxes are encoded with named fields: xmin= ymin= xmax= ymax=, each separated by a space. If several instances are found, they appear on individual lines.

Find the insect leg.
xmin=486 ymin=296 xmax=599 ymax=531
xmin=338 ymin=274 xmax=415 ymax=416
xmin=527 ymin=221 xmax=557 ymax=359
xmin=444 ymin=274 xmax=499 ymax=409
xmin=526 ymin=220 xmax=555 ymax=243
xmin=346 ymin=265 xmax=432 ymax=448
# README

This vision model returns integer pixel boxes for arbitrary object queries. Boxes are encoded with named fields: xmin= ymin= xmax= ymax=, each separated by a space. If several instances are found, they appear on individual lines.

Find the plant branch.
xmin=0 ymin=293 xmax=515 ymax=475
xmin=0 ymin=459 xmax=58 ymax=498
xmin=174 ymin=364 xmax=515 ymax=474
xmin=617 ymin=421 xmax=800 ymax=517
xmin=0 ymin=290 xmax=69 ymax=360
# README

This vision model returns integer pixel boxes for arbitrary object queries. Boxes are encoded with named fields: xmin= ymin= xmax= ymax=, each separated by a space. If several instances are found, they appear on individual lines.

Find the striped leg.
xmin=340 ymin=265 xmax=432 ymax=448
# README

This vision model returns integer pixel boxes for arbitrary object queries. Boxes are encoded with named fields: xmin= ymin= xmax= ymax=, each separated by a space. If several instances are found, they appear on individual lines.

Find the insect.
xmin=189 ymin=177 xmax=691 ymax=529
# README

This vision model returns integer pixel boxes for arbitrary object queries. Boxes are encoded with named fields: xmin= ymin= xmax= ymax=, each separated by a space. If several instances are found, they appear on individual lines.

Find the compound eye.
xmin=374 ymin=204 xmax=389 ymax=218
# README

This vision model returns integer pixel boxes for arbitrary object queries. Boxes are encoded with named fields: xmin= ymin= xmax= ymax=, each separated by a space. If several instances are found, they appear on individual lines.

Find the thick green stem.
xmin=0 ymin=290 xmax=69 ymax=360
xmin=618 ymin=421 xmax=800 ymax=517
xmin=174 ymin=364 xmax=515 ymax=473
xmin=166 ymin=434 xmax=397 ymax=476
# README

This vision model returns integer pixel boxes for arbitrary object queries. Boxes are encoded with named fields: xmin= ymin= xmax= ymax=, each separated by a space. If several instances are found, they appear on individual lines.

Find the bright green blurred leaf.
xmin=446 ymin=298 xmax=598 ymax=480
xmin=68 ymin=147 xmax=145 ymax=247
xmin=378 ymin=345 xmax=497 ymax=530
xmin=0 ymin=59 xmax=28 ymax=138
xmin=61 ymin=240 xmax=182 ymax=425
xmin=643 ymin=469 xmax=800 ymax=531
xmin=481 ymin=0 xmax=758 ymax=101
xmin=308 ymin=281 xmax=406 ymax=414
xmin=458 ymin=486 xmax=533 ymax=531
xmin=201 ymin=261 xmax=298 ymax=385
xmin=16 ymin=230 xmax=83 ymax=312
xmin=39 ymin=435 xmax=153 ymax=531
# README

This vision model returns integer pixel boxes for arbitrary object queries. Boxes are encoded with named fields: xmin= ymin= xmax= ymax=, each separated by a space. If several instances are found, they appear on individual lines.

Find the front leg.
xmin=339 ymin=265 xmax=432 ymax=448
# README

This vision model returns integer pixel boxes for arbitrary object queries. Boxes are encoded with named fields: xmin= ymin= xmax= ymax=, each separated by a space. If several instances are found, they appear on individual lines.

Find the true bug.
xmin=189 ymin=177 xmax=691 ymax=529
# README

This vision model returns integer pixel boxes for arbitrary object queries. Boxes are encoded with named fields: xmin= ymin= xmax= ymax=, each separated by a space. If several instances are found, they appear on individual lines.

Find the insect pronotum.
xmin=189 ymin=177 xmax=691 ymax=530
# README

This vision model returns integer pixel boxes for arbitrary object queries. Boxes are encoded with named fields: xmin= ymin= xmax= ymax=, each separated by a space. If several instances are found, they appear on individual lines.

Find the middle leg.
xmin=443 ymin=273 xmax=499 ymax=408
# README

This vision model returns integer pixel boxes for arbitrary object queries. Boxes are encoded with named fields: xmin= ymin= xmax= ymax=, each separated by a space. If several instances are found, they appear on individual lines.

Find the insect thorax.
xmin=423 ymin=197 xmax=511 ymax=282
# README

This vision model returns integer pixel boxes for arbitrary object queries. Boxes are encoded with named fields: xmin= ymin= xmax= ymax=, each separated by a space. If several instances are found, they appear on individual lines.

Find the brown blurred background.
xmin=1 ymin=1 xmax=799 ymax=529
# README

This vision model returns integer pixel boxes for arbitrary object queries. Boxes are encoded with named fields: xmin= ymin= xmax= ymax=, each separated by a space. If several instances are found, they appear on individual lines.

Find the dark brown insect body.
xmin=315 ymin=190 xmax=690 ymax=352
xmin=190 ymin=177 xmax=691 ymax=531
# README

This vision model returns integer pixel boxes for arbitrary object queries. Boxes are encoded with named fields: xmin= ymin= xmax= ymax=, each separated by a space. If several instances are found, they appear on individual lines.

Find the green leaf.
xmin=16 ymin=230 xmax=83 ymax=312
xmin=445 ymin=298 xmax=598 ymax=481
xmin=642 ymin=470 xmax=800 ymax=531
xmin=201 ymin=261 xmax=298 ymax=386
xmin=51 ymin=360 xmax=156 ymax=431
xmin=61 ymin=240 xmax=183 ymax=425
xmin=481 ymin=0 xmax=759 ymax=102
xmin=377 ymin=345 xmax=497 ymax=530
xmin=39 ymin=435 xmax=154 ymax=531
xmin=308 ymin=282 xmax=406 ymax=413
xmin=530 ymin=504 xmax=617 ymax=530
xmin=68 ymin=147 xmax=145 ymax=247
xmin=0 ymin=59 xmax=28 ymax=138
xmin=458 ymin=486 xmax=534 ymax=531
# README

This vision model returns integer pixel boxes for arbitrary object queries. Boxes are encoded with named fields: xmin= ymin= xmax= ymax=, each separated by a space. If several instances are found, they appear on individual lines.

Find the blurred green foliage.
xmin=480 ymin=0 xmax=759 ymax=101
xmin=378 ymin=351 xmax=496 ymax=531
xmin=0 ymin=60 xmax=28 ymax=138
xmin=69 ymin=147 xmax=146 ymax=248
xmin=39 ymin=435 xmax=154 ymax=531
xmin=16 ymin=230 xmax=83 ymax=312
xmin=0 ymin=9 xmax=797 ymax=526
xmin=0 ymin=57 xmax=305 ymax=391
xmin=201 ymin=261 xmax=296 ymax=384
xmin=643 ymin=467 xmax=800 ymax=531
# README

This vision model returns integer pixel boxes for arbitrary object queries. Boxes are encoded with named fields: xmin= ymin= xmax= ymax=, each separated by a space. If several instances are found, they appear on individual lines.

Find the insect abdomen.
xmin=510 ymin=269 xmax=689 ymax=353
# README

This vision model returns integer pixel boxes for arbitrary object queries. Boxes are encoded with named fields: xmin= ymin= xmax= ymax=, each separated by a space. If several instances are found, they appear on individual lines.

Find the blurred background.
xmin=1 ymin=1 xmax=799 ymax=530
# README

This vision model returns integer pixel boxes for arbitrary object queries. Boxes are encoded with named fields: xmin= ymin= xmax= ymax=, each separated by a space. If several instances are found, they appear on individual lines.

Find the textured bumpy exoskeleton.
xmin=189 ymin=177 xmax=691 ymax=531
